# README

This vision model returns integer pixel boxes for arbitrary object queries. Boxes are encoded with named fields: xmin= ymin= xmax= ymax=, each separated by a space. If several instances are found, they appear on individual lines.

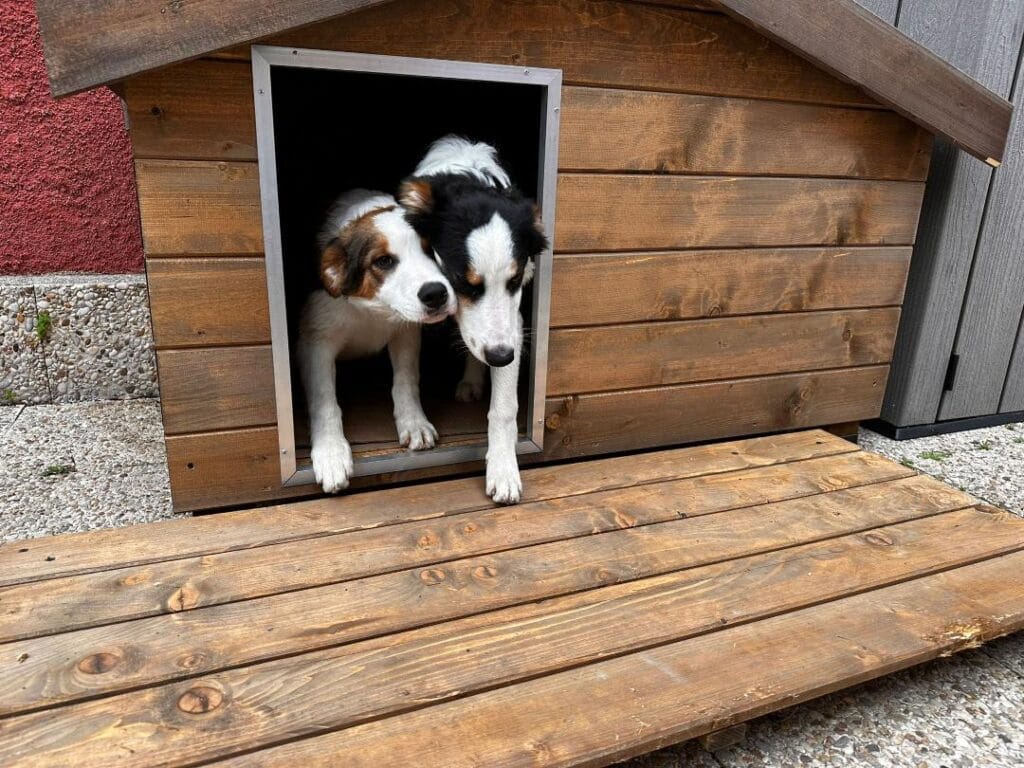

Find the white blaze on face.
xmin=368 ymin=209 xmax=455 ymax=323
xmin=460 ymin=212 xmax=524 ymax=361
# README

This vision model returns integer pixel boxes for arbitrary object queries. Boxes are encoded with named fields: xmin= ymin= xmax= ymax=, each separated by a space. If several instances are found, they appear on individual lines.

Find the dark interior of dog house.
xmin=268 ymin=64 xmax=546 ymax=467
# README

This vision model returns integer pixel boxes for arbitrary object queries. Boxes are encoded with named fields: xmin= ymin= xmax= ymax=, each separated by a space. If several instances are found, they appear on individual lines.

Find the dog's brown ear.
xmin=398 ymin=178 xmax=434 ymax=216
xmin=319 ymin=237 xmax=348 ymax=297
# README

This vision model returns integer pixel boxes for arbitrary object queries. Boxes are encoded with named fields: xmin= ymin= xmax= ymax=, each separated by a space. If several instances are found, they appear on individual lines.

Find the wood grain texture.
xmin=164 ymin=427 xmax=298 ymax=511
xmin=135 ymin=160 xmax=263 ymax=255
xmin=550 ymin=247 xmax=912 ymax=327
xmin=555 ymin=175 xmax=925 ymax=251
xmin=547 ymin=309 xmax=900 ymax=395
xmin=712 ymin=0 xmax=1012 ymax=162
xmin=544 ymin=366 xmax=890 ymax=459
xmin=853 ymin=0 xmax=898 ymax=23
xmin=203 ymin=550 xmax=1024 ymax=768
xmin=7 ymin=474 xmax=970 ymax=717
xmin=125 ymin=63 xmax=925 ymax=180
xmin=134 ymin=165 xmax=925 ymax=258
xmin=881 ymin=0 xmax=1024 ymax=427
xmin=560 ymin=86 xmax=931 ymax=180
xmin=146 ymin=258 xmax=270 ymax=348
xmin=229 ymin=0 xmax=874 ymax=107
xmin=1001 ymin=324 xmax=1024 ymax=413
xmin=0 ymin=451 xmax=907 ymax=643
xmin=35 ymin=0 xmax=391 ymax=96
xmin=125 ymin=60 xmax=257 ymax=161
xmin=7 ymin=501 xmax=1009 ymax=755
xmin=157 ymin=346 xmax=277 ymax=434
xmin=940 ymin=58 xmax=1024 ymax=419
xmin=0 ymin=430 xmax=851 ymax=587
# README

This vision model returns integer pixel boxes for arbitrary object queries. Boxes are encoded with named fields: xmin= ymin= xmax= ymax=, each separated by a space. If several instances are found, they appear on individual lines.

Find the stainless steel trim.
xmin=251 ymin=46 xmax=561 ymax=486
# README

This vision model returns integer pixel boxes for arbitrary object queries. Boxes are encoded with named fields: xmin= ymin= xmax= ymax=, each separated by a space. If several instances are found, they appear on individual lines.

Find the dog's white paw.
xmin=486 ymin=454 xmax=522 ymax=505
xmin=397 ymin=416 xmax=438 ymax=451
xmin=455 ymin=378 xmax=484 ymax=402
xmin=311 ymin=440 xmax=354 ymax=493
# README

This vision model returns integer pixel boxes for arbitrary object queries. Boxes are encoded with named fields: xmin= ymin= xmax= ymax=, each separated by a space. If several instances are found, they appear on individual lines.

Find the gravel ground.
xmin=0 ymin=400 xmax=1021 ymax=766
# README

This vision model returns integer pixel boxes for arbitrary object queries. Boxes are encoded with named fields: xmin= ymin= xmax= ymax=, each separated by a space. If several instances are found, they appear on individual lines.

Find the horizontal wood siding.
xmin=135 ymin=160 xmax=263 ymax=256
xmin=543 ymin=366 xmax=890 ymax=459
xmin=547 ymin=309 xmax=900 ymax=395
xmin=550 ymin=247 xmax=911 ymax=327
xmin=137 ymin=161 xmax=925 ymax=256
xmin=164 ymin=368 xmax=889 ymax=511
xmin=555 ymin=175 xmax=925 ymax=251
xmin=126 ymin=0 xmax=929 ymax=511
xmin=222 ymin=0 xmax=876 ymax=107
xmin=560 ymin=87 xmax=931 ymax=180
xmin=157 ymin=347 xmax=277 ymax=434
xmin=146 ymin=258 xmax=271 ymax=347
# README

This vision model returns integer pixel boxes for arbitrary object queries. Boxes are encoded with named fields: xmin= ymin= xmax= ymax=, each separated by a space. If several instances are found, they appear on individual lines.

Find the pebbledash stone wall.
xmin=0 ymin=275 xmax=156 ymax=405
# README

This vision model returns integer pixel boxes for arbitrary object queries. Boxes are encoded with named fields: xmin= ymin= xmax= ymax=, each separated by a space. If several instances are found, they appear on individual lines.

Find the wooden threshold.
xmin=1 ymin=429 xmax=1022 ymax=767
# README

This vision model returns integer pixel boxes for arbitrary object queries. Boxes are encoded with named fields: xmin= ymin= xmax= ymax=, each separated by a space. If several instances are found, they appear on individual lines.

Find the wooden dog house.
xmin=34 ymin=0 xmax=1010 ymax=513
xmin=7 ymin=2 xmax=1020 ymax=767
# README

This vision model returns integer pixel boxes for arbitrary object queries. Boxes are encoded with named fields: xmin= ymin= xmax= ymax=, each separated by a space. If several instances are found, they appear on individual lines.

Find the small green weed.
xmin=1014 ymin=437 xmax=1024 ymax=445
xmin=919 ymin=449 xmax=952 ymax=462
xmin=974 ymin=440 xmax=993 ymax=451
xmin=1 ymin=388 xmax=15 ymax=405
xmin=35 ymin=311 xmax=52 ymax=342
xmin=899 ymin=457 xmax=916 ymax=468
xmin=1006 ymin=424 xmax=1017 ymax=431
xmin=42 ymin=463 xmax=74 ymax=477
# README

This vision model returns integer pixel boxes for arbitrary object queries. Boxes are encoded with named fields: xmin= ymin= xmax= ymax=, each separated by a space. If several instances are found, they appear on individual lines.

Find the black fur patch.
xmin=399 ymin=173 xmax=548 ymax=300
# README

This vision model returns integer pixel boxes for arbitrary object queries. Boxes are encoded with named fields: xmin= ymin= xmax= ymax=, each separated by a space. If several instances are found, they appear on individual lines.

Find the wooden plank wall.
xmin=878 ymin=0 xmax=1024 ymax=426
xmin=125 ymin=0 xmax=930 ymax=511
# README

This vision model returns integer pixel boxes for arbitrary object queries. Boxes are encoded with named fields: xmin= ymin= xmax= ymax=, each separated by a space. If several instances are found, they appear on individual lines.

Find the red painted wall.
xmin=0 ymin=0 xmax=143 ymax=275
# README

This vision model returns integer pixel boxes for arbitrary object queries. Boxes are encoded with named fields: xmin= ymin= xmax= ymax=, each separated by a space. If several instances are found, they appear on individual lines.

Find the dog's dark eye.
xmin=507 ymin=273 xmax=523 ymax=292
xmin=374 ymin=254 xmax=396 ymax=270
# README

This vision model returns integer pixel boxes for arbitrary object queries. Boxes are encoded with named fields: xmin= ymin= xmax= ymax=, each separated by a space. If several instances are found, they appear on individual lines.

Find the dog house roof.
xmin=36 ymin=0 xmax=1012 ymax=164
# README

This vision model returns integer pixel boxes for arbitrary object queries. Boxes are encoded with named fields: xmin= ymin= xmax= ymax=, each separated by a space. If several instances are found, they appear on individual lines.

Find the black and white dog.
xmin=297 ymin=190 xmax=456 ymax=493
xmin=399 ymin=137 xmax=549 ymax=504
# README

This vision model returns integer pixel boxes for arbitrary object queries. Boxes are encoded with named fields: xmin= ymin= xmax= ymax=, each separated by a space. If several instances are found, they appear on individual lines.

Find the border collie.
xmin=297 ymin=189 xmax=456 ymax=493
xmin=399 ymin=137 xmax=549 ymax=504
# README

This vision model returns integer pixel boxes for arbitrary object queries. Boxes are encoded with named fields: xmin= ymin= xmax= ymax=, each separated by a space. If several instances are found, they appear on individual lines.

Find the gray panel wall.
xmin=875 ymin=0 xmax=1024 ymax=427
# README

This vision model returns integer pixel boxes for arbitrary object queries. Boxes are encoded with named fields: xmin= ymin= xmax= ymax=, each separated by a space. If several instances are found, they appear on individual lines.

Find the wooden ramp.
xmin=2 ymin=430 xmax=1023 ymax=767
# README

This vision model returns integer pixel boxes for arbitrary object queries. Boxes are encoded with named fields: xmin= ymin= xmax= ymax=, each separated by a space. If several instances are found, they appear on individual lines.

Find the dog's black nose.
xmin=484 ymin=345 xmax=515 ymax=367
xmin=418 ymin=282 xmax=449 ymax=310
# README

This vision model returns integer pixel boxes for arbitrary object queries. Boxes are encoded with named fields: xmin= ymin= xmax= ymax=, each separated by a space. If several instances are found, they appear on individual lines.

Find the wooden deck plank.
xmin=0 ymin=430 xmax=853 ymax=588
xmin=0 ymin=451 xmax=910 ymax=642
xmin=2 ymin=506 xmax=1019 ymax=766
xmin=201 ymin=549 xmax=1024 ymax=768
xmin=1 ymin=475 xmax=974 ymax=716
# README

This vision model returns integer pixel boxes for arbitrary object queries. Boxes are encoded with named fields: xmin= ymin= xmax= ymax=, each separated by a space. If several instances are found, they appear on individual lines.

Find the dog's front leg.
xmin=389 ymin=325 xmax=438 ymax=450
xmin=298 ymin=337 xmax=353 ymax=493
xmin=485 ymin=345 xmax=522 ymax=505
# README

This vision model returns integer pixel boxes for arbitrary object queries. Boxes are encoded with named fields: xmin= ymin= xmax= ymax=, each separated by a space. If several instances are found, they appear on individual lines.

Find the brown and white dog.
xmin=297 ymin=190 xmax=456 ymax=493
xmin=399 ymin=138 xmax=549 ymax=504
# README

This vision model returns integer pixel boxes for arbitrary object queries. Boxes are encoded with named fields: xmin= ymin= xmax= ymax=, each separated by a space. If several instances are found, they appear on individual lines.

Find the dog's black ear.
xmin=398 ymin=178 xmax=435 ymax=236
xmin=523 ymin=201 xmax=549 ymax=258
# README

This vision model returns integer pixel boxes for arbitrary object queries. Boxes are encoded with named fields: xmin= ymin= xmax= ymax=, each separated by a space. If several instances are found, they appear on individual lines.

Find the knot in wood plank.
xmin=473 ymin=565 xmax=499 ymax=581
xmin=76 ymin=652 xmax=120 ymax=675
xmin=177 ymin=686 xmax=224 ymax=714
xmin=864 ymin=532 xmax=895 ymax=547
xmin=419 ymin=568 xmax=447 ymax=585
xmin=167 ymin=584 xmax=201 ymax=612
